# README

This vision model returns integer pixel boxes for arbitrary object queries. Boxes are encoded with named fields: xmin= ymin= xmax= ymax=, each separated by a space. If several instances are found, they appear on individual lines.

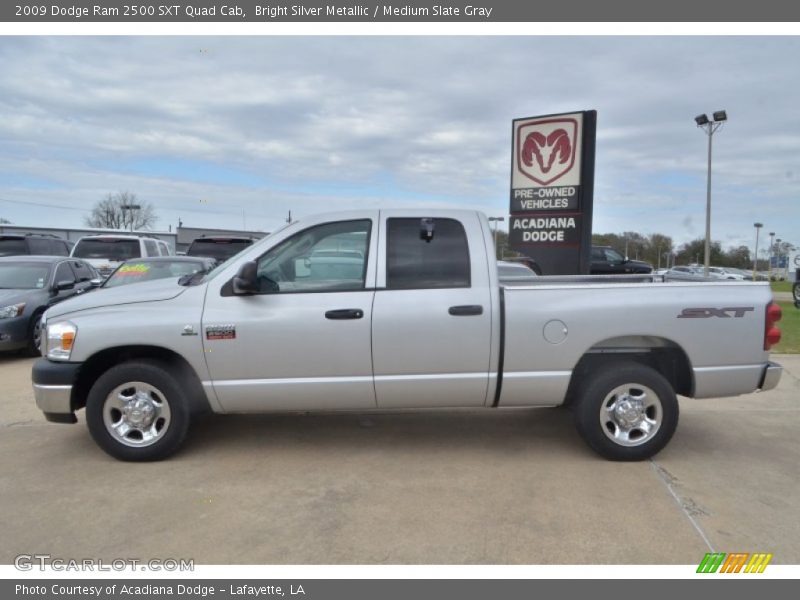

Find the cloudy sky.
xmin=0 ymin=36 xmax=798 ymax=250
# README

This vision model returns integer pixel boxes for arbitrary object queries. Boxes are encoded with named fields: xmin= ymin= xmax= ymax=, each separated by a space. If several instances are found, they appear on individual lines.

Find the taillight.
xmin=764 ymin=301 xmax=782 ymax=350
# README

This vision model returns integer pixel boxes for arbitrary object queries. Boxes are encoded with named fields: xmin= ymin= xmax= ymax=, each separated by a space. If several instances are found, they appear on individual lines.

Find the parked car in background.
xmin=497 ymin=260 xmax=539 ymax=285
xmin=664 ymin=265 xmax=706 ymax=279
xmin=186 ymin=236 xmax=254 ymax=264
xmin=71 ymin=235 xmax=168 ymax=278
xmin=0 ymin=256 xmax=99 ymax=355
xmin=0 ymin=233 xmax=72 ymax=257
xmin=590 ymin=246 xmax=653 ymax=274
xmin=103 ymin=256 xmax=216 ymax=288
xmin=704 ymin=267 xmax=747 ymax=280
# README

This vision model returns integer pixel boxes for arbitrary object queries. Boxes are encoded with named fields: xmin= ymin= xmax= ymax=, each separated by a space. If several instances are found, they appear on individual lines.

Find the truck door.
xmin=201 ymin=216 xmax=378 ymax=412
xmin=371 ymin=212 xmax=494 ymax=408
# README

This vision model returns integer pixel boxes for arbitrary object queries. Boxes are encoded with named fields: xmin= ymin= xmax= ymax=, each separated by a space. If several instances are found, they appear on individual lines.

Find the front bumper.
xmin=32 ymin=358 xmax=82 ymax=424
xmin=0 ymin=316 xmax=29 ymax=351
xmin=758 ymin=362 xmax=783 ymax=392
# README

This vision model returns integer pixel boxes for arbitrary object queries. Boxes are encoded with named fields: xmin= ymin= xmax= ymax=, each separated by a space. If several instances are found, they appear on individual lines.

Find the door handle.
xmin=325 ymin=309 xmax=364 ymax=320
xmin=448 ymin=305 xmax=483 ymax=316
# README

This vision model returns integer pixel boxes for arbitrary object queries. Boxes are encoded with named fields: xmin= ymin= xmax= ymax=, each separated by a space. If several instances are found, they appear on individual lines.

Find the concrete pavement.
xmin=1 ymin=354 xmax=797 ymax=564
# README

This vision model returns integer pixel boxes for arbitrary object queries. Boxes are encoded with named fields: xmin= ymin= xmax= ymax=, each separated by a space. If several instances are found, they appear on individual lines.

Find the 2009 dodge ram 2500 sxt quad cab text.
xmin=32 ymin=209 xmax=784 ymax=461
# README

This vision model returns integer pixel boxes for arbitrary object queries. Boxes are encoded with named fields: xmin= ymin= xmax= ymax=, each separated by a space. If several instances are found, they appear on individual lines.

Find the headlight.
xmin=45 ymin=321 xmax=77 ymax=361
xmin=0 ymin=303 xmax=25 ymax=319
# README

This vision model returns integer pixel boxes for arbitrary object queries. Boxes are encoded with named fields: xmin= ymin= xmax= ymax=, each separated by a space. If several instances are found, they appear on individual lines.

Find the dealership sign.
xmin=509 ymin=111 xmax=596 ymax=274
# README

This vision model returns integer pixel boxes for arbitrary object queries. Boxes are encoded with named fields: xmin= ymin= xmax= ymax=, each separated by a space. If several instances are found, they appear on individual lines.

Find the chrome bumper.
xmin=758 ymin=362 xmax=783 ymax=392
xmin=33 ymin=383 xmax=73 ymax=414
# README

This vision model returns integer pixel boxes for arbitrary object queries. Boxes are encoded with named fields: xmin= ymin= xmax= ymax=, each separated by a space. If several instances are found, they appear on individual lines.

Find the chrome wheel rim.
xmin=102 ymin=381 xmax=171 ymax=447
xmin=599 ymin=383 xmax=662 ymax=447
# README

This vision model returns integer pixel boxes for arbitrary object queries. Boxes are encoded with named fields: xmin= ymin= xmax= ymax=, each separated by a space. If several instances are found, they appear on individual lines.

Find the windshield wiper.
xmin=178 ymin=272 xmax=206 ymax=286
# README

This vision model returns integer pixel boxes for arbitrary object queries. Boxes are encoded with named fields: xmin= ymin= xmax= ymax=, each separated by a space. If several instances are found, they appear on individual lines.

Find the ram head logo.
xmin=522 ymin=129 xmax=571 ymax=174
xmin=516 ymin=118 xmax=578 ymax=186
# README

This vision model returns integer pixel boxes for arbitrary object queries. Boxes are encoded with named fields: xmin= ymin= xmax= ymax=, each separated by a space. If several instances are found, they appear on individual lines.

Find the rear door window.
xmin=144 ymin=240 xmax=158 ymax=257
xmin=386 ymin=218 xmax=470 ymax=289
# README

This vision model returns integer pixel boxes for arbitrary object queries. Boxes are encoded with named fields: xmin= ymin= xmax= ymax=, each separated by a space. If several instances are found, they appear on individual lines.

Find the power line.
xmin=0 ymin=196 xmax=89 ymax=212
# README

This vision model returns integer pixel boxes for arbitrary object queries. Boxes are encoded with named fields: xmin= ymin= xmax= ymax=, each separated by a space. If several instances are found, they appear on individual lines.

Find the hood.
xmin=45 ymin=278 xmax=190 ymax=319
xmin=0 ymin=288 xmax=35 ymax=307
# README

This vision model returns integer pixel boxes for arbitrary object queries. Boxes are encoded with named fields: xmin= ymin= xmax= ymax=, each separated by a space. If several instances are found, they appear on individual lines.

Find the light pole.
xmin=753 ymin=222 xmax=763 ymax=280
xmin=768 ymin=232 xmax=776 ymax=278
xmin=488 ymin=217 xmax=505 ymax=259
xmin=120 ymin=204 xmax=141 ymax=232
xmin=695 ymin=110 xmax=728 ymax=277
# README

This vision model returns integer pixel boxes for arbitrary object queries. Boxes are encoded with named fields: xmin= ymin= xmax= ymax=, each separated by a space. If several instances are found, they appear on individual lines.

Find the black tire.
xmin=572 ymin=362 xmax=679 ymax=461
xmin=85 ymin=360 xmax=191 ymax=461
xmin=25 ymin=311 xmax=44 ymax=357
xmin=793 ymin=282 xmax=800 ymax=303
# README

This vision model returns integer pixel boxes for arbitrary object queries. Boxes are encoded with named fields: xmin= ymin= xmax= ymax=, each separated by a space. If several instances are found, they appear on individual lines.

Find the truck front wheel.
xmin=85 ymin=360 xmax=191 ymax=461
xmin=573 ymin=362 xmax=679 ymax=461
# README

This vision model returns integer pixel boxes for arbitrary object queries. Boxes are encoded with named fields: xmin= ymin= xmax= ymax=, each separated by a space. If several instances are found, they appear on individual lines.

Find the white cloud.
xmin=0 ymin=36 xmax=798 ymax=249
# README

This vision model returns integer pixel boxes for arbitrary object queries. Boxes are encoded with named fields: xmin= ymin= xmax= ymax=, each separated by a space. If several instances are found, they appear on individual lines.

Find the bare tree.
xmin=84 ymin=192 xmax=157 ymax=230
xmin=0 ymin=217 xmax=10 ymax=224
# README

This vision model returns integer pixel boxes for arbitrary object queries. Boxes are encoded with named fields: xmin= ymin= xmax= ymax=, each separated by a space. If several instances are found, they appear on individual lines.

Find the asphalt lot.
xmin=1 ymin=353 xmax=798 ymax=565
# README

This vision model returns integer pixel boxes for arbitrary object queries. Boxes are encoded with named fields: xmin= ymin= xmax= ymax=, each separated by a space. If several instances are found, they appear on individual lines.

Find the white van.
xmin=70 ymin=235 xmax=171 ymax=278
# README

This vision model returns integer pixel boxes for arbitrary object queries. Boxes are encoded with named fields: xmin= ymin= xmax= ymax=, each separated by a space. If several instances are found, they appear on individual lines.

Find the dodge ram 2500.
xmin=32 ymin=209 xmax=783 ymax=461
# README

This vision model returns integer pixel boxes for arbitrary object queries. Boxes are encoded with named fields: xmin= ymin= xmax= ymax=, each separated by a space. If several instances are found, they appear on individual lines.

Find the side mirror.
xmin=89 ymin=278 xmax=104 ymax=288
xmin=53 ymin=280 xmax=75 ymax=292
xmin=232 ymin=261 xmax=259 ymax=295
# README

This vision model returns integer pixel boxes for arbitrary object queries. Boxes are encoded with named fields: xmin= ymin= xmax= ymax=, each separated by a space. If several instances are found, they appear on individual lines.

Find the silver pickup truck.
xmin=32 ymin=209 xmax=784 ymax=462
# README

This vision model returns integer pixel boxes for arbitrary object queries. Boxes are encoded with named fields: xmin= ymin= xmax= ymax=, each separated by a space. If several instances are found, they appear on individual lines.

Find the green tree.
xmin=676 ymin=238 xmax=725 ymax=266
xmin=647 ymin=233 xmax=674 ymax=269
xmin=722 ymin=245 xmax=751 ymax=269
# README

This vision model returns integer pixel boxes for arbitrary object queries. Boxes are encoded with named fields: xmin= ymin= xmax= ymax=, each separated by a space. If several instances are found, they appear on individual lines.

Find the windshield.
xmin=73 ymin=238 xmax=141 ymax=261
xmin=0 ymin=238 xmax=27 ymax=256
xmin=0 ymin=263 xmax=51 ymax=289
xmin=104 ymin=260 xmax=209 ymax=288
xmin=186 ymin=239 xmax=252 ymax=260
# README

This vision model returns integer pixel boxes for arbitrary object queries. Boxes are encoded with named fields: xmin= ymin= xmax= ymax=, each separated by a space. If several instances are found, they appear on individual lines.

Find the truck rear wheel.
xmin=573 ymin=362 xmax=678 ymax=461
xmin=85 ymin=360 xmax=191 ymax=461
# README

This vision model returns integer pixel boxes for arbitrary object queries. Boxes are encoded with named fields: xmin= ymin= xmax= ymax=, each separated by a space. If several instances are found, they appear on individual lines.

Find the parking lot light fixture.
xmin=753 ymin=222 xmax=763 ymax=280
xmin=695 ymin=110 xmax=727 ymax=277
